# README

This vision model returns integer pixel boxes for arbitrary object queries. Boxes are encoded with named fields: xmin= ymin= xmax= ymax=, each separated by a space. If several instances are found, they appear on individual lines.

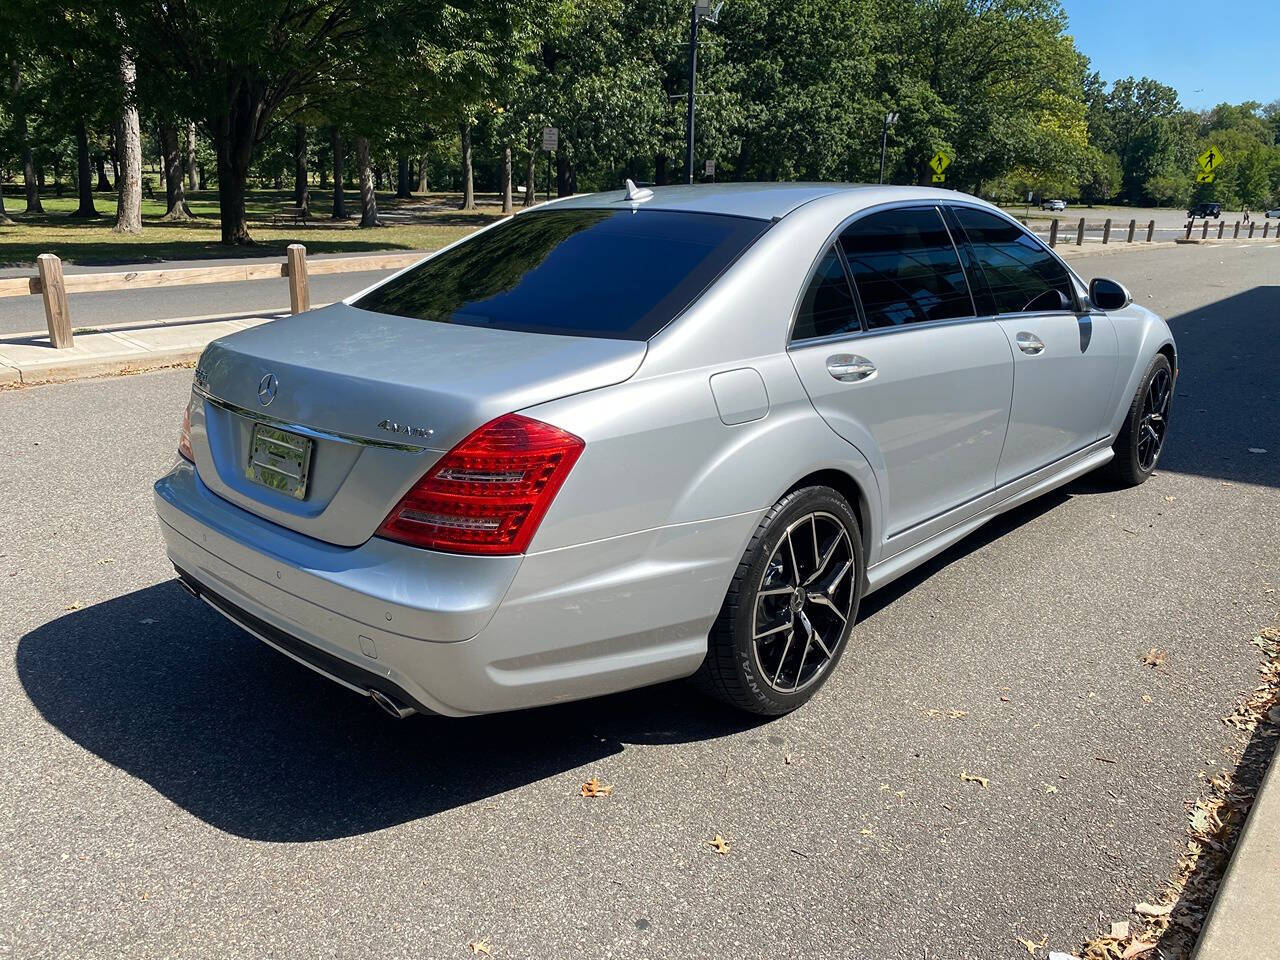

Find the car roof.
xmin=547 ymin=182 xmax=997 ymax=221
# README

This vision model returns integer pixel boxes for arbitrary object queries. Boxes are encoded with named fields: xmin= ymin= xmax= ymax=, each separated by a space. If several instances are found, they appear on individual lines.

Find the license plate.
xmin=247 ymin=424 xmax=313 ymax=500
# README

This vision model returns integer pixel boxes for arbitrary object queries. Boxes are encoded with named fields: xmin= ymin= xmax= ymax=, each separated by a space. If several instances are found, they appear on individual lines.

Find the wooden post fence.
xmin=1048 ymin=219 xmax=1059 ymax=247
xmin=1234 ymin=221 xmax=1241 ymax=238
xmin=1076 ymin=217 xmax=1085 ymax=246
xmin=1126 ymin=219 xmax=1136 ymax=243
xmin=1146 ymin=220 xmax=1155 ymax=242
xmin=1217 ymin=221 xmax=1225 ymax=239
xmin=1249 ymin=221 xmax=1257 ymax=238
xmin=36 ymin=254 xmax=73 ymax=349
xmin=1201 ymin=219 xmax=1209 ymax=239
xmin=1185 ymin=221 xmax=1193 ymax=239
xmin=1102 ymin=218 xmax=1112 ymax=244
xmin=287 ymin=244 xmax=310 ymax=314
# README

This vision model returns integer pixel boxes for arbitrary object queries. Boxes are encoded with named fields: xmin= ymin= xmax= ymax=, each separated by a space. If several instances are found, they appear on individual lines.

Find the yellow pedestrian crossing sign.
xmin=929 ymin=151 xmax=952 ymax=175
xmin=1195 ymin=171 xmax=1215 ymax=184
xmin=1196 ymin=146 xmax=1223 ymax=172
xmin=931 ymin=173 xmax=946 ymax=183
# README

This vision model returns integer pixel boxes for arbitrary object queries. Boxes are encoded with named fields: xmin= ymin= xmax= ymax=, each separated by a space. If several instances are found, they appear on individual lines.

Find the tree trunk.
xmin=159 ymin=123 xmax=192 ymax=220
xmin=501 ymin=144 xmax=513 ymax=214
xmin=0 ymin=176 xmax=10 ymax=225
xmin=197 ymin=164 xmax=207 ymax=189
xmin=523 ymin=135 xmax=537 ymax=206
xmin=318 ymin=141 xmax=330 ymax=189
xmin=356 ymin=136 xmax=379 ymax=228
xmin=459 ymin=122 xmax=475 ymax=210
xmin=556 ymin=151 xmax=572 ymax=197
xmin=112 ymin=45 xmax=143 ymax=234
xmin=293 ymin=123 xmax=309 ymax=215
xmin=211 ymin=87 xmax=258 ymax=245
xmin=418 ymin=151 xmax=429 ymax=192
xmin=330 ymin=128 xmax=346 ymax=219
xmin=18 ymin=127 xmax=43 ymax=214
xmin=396 ymin=154 xmax=412 ymax=198
xmin=94 ymin=152 xmax=112 ymax=191
xmin=110 ymin=132 xmax=120 ymax=188
xmin=654 ymin=154 xmax=669 ymax=186
xmin=71 ymin=119 xmax=99 ymax=218
xmin=185 ymin=122 xmax=198 ymax=192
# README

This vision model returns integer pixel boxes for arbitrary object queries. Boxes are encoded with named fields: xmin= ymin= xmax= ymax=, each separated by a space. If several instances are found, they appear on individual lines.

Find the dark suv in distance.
xmin=1187 ymin=202 xmax=1222 ymax=219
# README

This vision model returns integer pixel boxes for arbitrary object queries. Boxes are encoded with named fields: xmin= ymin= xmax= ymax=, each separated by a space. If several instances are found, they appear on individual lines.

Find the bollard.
xmin=1217 ymin=221 xmax=1225 ymax=239
xmin=1249 ymin=221 xmax=1256 ymax=238
xmin=1234 ymin=221 xmax=1240 ymax=238
xmin=1049 ymin=219 xmax=1059 ymax=247
xmin=1127 ymin=219 xmax=1136 ymax=243
xmin=1185 ymin=221 xmax=1193 ymax=239
xmin=1146 ymin=220 xmax=1155 ymax=242
xmin=286 ymin=243 xmax=310 ymax=314
xmin=1266 ymin=222 xmax=1271 ymax=239
xmin=1102 ymin=218 xmax=1112 ymax=244
xmin=1201 ymin=219 xmax=1209 ymax=239
xmin=36 ymin=253 xmax=73 ymax=349
xmin=1076 ymin=217 xmax=1085 ymax=246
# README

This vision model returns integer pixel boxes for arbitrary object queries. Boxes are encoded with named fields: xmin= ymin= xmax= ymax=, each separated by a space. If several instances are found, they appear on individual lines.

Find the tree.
xmin=112 ymin=37 xmax=142 ymax=233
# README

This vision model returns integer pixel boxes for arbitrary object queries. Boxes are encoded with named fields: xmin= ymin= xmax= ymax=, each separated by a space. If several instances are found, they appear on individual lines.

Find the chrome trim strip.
xmin=193 ymin=384 xmax=432 ymax=452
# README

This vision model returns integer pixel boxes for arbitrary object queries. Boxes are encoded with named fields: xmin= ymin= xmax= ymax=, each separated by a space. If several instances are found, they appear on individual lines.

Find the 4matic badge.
xmin=377 ymin=419 xmax=434 ymax=439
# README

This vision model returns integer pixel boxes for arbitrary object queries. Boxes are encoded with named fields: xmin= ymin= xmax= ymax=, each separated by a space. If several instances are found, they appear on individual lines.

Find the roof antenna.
xmin=623 ymin=178 xmax=654 ymax=202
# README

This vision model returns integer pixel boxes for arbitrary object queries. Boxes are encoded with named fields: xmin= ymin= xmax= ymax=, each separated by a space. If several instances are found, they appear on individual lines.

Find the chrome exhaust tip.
xmin=369 ymin=688 xmax=416 ymax=719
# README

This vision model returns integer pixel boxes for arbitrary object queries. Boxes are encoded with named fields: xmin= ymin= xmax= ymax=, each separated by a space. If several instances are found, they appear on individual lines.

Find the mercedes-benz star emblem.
xmin=257 ymin=373 xmax=278 ymax=406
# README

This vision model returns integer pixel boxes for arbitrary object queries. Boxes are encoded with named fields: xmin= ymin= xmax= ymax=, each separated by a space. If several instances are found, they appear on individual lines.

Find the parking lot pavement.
xmin=1 ymin=244 xmax=1277 ymax=959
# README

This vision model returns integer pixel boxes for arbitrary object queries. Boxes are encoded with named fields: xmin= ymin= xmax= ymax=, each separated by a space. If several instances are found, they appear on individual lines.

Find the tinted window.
xmin=839 ymin=207 xmax=973 ymax=329
xmin=354 ymin=209 xmax=769 ymax=340
xmin=950 ymin=207 xmax=1076 ymax=314
xmin=792 ymin=245 xmax=859 ymax=341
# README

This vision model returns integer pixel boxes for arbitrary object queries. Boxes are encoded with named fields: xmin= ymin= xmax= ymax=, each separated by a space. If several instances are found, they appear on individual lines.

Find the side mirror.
xmin=1089 ymin=277 xmax=1131 ymax=311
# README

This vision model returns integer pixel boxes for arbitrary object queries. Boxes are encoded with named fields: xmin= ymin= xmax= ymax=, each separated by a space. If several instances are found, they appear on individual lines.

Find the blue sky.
xmin=1059 ymin=0 xmax=1280 ymax=111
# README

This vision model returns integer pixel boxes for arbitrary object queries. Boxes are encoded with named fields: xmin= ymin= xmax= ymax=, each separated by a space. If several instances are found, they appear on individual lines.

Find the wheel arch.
xmin=785 ymin=468 xmax=875 ymax=574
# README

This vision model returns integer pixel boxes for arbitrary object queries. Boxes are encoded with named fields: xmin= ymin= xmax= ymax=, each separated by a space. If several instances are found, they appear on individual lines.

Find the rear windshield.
xmin=352 ymin=208 xmax=769 ymax=340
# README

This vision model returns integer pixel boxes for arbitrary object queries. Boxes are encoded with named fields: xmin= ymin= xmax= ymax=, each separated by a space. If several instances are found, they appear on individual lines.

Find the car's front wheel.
xmin=1103 ymin=353 xmax=1173 ymax=486
xmin=695 ymin=485 xmax=864 ymax=715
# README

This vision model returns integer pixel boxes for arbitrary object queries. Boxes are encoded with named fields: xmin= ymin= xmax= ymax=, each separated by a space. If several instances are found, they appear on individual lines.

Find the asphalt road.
xmin=2 ymin=243 xmax=1277 ymax=959
xmin=0 ymin=255 xmax=401 ymax=336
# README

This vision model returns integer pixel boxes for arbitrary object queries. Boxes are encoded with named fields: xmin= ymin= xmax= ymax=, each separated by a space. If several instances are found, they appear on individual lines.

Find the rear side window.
xmin=353 ymin=208 xmax=769 ymax=340
xmin=949 ymin=207 xmax=1076 ymax=315
xmin=792 ymin=245 xmax=859 ymax=341
xmin=839 ymin=207 xmax=973 ymax=329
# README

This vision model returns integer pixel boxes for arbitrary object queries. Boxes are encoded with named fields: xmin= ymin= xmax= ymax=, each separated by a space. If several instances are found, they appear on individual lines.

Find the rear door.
xmin=946 ymin=205 xmax=1118 ymax=485
xmin=787 ymin=205 xmax=1014 ymax=545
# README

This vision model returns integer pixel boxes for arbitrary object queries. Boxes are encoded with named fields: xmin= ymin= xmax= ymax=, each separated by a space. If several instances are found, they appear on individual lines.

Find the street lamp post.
xmin=878 ymin=111 xmax=898 ymax=185
xmin=685 ymin=1 xmax=722 ymax=185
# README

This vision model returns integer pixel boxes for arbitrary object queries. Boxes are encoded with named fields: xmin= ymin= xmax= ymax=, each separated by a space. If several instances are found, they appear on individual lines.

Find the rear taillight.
xmin=376 ymin=413 xmax=584 ymax=555
xmin=178 ymin=396 xmax=195 ymax=462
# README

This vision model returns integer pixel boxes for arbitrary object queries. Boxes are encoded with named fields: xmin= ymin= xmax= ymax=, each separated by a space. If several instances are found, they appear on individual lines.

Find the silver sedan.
xmin=154 ymin=183 xmax=1176 ymax=718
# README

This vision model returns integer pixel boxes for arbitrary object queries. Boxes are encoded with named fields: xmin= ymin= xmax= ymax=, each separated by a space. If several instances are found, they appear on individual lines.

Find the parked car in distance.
xmin=1041 ymin=199 xmax=1067 ymax=212
xmin=1187 ymin=202 xmax=1222 ymax=219
xmin=155 ymin=182 xmax=1177 ymax=720
xmin=1265 ymin=208 xmax=1280 ymax=218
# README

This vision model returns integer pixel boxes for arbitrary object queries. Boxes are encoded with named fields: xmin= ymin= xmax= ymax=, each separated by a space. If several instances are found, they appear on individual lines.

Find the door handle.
xmin=826 ymin=354 xmax=877 ymax=382
xmin=1015 ymin=332 xmax=1045 ymax=355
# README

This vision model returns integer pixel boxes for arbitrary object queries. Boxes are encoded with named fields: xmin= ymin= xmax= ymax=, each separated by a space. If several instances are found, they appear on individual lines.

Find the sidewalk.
xmin=0 ymin=310 xmax=282 ymax=386
xmin=1193 ymin=744 xmax=1280 ymax=960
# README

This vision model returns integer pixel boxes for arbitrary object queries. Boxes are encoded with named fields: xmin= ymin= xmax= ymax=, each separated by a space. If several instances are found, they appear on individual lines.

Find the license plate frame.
xmin=247 ymin=423 xmax=313 ymax=500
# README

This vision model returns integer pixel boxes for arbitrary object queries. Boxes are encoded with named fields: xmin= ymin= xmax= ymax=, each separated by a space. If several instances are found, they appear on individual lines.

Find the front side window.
xmin=839 ymin=207 xmax=973 ymax=329
xmin=950 ymin=206 xmax=1076 ymax=315
xmin=792 ymin=245 xmax=859 ymax=341
xmin=353 ymin=208 xmax=770 ymax=340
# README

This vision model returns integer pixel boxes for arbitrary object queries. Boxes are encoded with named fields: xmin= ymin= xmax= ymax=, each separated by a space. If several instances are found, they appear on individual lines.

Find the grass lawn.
xmin=0 ymin=189 xmax=506 ymax=268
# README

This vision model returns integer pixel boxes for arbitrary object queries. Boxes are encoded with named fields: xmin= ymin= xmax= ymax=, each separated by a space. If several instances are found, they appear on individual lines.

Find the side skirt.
xmin=863 ymin=443 xmax=1113 ymax=595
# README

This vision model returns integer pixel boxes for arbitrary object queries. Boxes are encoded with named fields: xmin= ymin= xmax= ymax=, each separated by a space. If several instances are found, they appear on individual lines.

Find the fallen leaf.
xmin=1134 ymin=901 xmax=1173 ymax=918
xmin=64 ymin=603 xmax=81 ymax=611
xmin=98 ymin=557 xmax=115 ymax=564
xmin=706 ymin=834 xmax=731 ymax=855
xmin=580 ymin=777 xmax=613 ymax=798
xmin=860 ymin=827 xmax=874 ymax=837
xmin=466 ymin=940 xmax=492 ymax=956
xmin=1121 ymin=942 xmax=1157 ymax=959
xmin=948 ymin=709 xmax=969 ymax=719
xmin=1016 ymin=934 xmax=1047 ymax=954
xmin=960 ymin=771 xmax=989 ymax=788
xmin=1109 ymin=920 xmax=1130 ymax=939
xmin=1044 ymin=783 xmax=1059 ymax=795
xmin=1144 ymin=647 xmax=1167 ymax=668
xmin=1163 ymin=495 xmax=1176 ymax=502
xmin=1000 ymin=695 xmax=1012 ymax=702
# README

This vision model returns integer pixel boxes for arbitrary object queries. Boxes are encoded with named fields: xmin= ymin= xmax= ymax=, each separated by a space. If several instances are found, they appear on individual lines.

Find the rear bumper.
xmin=154 ymin=462 xmax=756 ymax=716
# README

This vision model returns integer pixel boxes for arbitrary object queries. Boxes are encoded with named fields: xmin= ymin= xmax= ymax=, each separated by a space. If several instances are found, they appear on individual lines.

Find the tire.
xmin=694 ymin=485 xmax=865 ymax=715
xmin=1102 ymin=353 xmax=1173 ymax=486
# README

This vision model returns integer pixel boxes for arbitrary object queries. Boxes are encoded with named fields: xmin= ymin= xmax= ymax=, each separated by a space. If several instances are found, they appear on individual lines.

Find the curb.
xmin=1192 ymin=741 xmax=1280 ymax=960
xmin=2 ymin=346 xmax=202 ymax=387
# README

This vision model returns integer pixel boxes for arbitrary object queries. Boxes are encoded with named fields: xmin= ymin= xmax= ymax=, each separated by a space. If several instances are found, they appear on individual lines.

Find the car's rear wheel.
xmin=1103 ymin=353 xmax=1173 ymax=486
xmin=694 ymin=485 xmax=864 ymax=715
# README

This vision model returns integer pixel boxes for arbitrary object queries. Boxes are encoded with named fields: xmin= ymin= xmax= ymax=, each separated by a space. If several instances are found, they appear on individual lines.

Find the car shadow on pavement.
xmin=1157 ymin=285 xmax=1280 ymax=489
xmin=16 ymin=582 xmax=764 ymax=843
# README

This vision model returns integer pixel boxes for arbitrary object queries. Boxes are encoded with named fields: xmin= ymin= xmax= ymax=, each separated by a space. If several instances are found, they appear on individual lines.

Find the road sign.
xmin=1196 ymin=146 xmax=1223 ymax=172
xmin=928 ymin=150 xmax=951 ymax=175
xmin=704 ymin=159 xmax=716 ymax=176
xmin=1195 ymin=171 xmax=1215 ymax=184
xmin=541 ymin=127 xmax=559 ymax=152
xmin=931 ymin=173 xmax=946 ymax=183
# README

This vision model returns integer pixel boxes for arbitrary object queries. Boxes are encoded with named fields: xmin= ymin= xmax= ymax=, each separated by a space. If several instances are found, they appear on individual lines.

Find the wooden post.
xmin=36 ymin=254 xmax=73 ymax=348
xmin=286 ymin=243 xmax=310 ymax=314
xmin=1102 ymin=218 xmax=1112 ymax=244
xmin=1233 ymin=221 xmax=1241 ymax=239
xmin=1265 ymin=222 xmax=1271 ymax=239
xmin=1217 ymin=221 xmax=1225 ymax=239
xmin=1146 ymin=220 xmax=1155 ymax=242
xmin=1201 ymin=219 xmax=1209 ymax=239
xmin=1248 ymin=221 xmax=1256 ymax=238
xmin=1076 ymin=217 xmax=1085 ymax=246
xmin=1048 ymin=219 xmax=1059 ymax=247
xmin=1127 ymin=219 xmax=1136 ymax=243
xmin=1185 ymin=221 xmax=1193 ymax=239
